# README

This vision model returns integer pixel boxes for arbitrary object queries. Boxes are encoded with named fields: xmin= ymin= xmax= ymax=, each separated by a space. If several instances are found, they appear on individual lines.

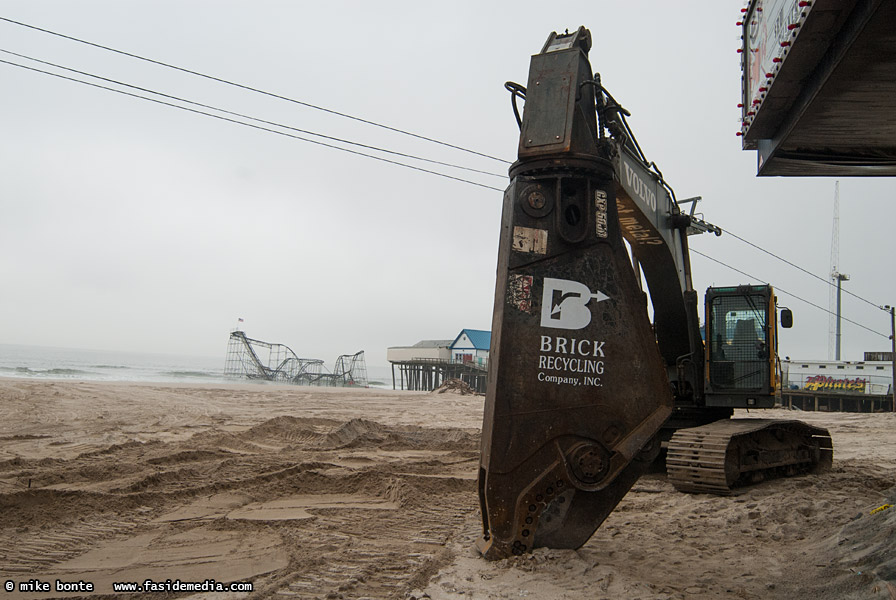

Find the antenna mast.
xmin=828 ymin=182 xmax=849 ymax=360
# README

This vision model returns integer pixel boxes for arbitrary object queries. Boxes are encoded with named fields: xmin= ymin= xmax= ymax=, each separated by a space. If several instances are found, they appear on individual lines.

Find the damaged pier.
xmin=225 ymin=330 xmax=368 ymax=387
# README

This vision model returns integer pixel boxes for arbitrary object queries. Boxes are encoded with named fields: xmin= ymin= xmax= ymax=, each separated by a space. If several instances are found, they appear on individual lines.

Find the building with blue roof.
xmin=450 ymin=329 xmax=491 ymax=367
xmin=387 ymin=328 xmax=492 ymax=392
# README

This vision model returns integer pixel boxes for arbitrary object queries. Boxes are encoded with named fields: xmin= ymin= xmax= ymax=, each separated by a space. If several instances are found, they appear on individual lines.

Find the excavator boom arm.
xmin=612 ymin=144 xmax=704 ymax=378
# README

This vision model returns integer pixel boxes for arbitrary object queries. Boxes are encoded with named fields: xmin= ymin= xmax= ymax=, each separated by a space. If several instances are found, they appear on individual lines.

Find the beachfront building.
xmin=450 ymin=329 xmax=491 ymax=367
xmin=782 ymin=358 xmax=892 ymax=395
xmin=780 ymin=355 xmax=894 ymax=412
xmin=386 ymin=339 xmax=453 ymax=363
xmin=388 ymin=329 xmax=491 ymax=393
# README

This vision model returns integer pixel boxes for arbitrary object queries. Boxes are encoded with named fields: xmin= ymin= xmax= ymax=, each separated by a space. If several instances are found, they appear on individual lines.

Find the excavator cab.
xmin=668 ymin=285 xmax=831 ymax=495
xmin=704 ymin=285 xmax=778 ymax=408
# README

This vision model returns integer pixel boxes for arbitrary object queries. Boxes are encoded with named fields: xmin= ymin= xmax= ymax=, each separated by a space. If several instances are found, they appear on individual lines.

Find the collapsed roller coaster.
xmin=224 ymin=330 xmax=368 ymax=387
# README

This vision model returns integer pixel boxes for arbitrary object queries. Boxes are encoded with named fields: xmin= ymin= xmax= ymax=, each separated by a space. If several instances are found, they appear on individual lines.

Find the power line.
xmin=5 ymin=18 xmax=886 ymax=328
xmin=0 ymin=48 xmax=506 ymax=180
xmin=0 ymin=16 xmax=511 ymax=165
xmin=5 ymin=55 xmax=883 ymax=317
xmin=691 ymin=248 xmax=888 ymax=339
xmin=719 ymin=226 xmax=885 ymax=312
xmin=0 ymin=57 xmax=505 ymax=192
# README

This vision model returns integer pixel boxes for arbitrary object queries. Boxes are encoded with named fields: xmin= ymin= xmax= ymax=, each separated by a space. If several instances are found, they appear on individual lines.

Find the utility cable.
xmin=0 ymin=57 xmax=505 ymax=192
xmin=0 ymin=48 xmax=506 ymax=179
xmin=8 ymin=18 xmax=886 ymax=315
xmin=0 ymin=16 xmax=511 ymax=165
xmin=691 ymin=248 xmax=888 ymax=338
xmin=719 ymin=226 xmax=886 ymax=312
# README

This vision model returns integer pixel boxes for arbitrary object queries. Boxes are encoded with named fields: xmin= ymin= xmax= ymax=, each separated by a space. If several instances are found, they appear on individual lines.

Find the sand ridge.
xmin=0 ymin=378 xmax=894 ymax=599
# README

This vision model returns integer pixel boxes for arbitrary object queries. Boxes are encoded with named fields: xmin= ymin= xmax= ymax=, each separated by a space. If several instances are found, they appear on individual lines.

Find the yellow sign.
xmin=804 ymin=375 xmax=866 ymax=392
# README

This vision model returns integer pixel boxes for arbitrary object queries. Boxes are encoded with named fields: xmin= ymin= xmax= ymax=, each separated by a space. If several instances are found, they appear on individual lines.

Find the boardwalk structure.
xmin=780 ymin=391 xmax=893 ymax=413
xmin=390 ymin=358 xmax=488 ymax=394
xmin=780 ymin=357 xmax=893 ymax=412
xmin=388 ymin=330 xmax=491 ymax=393
xmin=740 ymin=0 xmax=896 ymax=176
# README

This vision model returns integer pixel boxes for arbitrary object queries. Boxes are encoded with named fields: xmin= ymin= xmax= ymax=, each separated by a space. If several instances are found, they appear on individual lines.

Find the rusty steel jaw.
xmin=476 ymin=166 xmax=673 ymax=560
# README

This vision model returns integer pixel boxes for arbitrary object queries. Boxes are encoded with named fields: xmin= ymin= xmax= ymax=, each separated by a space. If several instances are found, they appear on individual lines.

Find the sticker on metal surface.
xmin=507 ymin=274 xmax=534 ymax=313
xmin=512 ymin=226 xmax=548 ymax=254
xmin=595 ymin=190 xmax=608 ymax=238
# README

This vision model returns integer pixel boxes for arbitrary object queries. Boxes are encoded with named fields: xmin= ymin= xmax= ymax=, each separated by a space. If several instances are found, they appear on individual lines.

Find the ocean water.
xmin=0 ymin=343 xmax=394 ymax=388
xmin=0 ymin=343 xmax=228 ymax=384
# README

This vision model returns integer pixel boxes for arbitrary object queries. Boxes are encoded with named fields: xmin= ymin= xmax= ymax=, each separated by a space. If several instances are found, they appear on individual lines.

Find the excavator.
xmin=476 ymin=27 xmax=833 ymax=560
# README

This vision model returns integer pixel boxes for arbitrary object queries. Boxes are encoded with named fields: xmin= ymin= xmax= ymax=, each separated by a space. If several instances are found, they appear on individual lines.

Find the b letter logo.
xmin=540 ymin=278 xmax=610 ymax=330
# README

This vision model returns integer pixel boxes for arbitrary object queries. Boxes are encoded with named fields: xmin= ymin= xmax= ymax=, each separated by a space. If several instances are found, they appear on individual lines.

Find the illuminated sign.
xmin=742 ymin=0 xmax=807 ymax=131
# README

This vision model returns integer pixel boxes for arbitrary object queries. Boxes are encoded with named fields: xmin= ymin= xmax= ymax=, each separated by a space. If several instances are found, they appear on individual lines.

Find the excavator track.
xmin=666 ymin=419 xmax=833 ymax=494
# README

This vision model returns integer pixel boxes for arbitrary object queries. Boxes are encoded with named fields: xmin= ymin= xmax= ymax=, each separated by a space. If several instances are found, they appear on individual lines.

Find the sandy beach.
xmin=1 ymin=378 xmax=894 ymax=599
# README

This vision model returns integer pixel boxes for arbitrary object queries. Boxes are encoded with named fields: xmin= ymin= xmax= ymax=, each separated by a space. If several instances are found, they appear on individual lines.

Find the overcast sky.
xmin=2 ymin=1 xmax=894 ymax=368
